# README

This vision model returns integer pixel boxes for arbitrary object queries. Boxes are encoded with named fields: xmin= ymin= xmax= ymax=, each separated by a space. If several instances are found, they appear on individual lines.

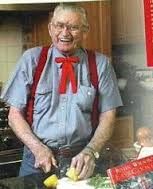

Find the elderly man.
xmin=1 ymin=3 xmax=122 ymax=179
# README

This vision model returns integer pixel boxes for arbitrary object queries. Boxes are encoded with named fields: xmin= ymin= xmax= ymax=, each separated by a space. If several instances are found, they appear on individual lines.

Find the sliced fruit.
xmin=43 ymin=174 xmax=58 ymax=188
xmin=66 ymin=167 xmax=78 ymax=181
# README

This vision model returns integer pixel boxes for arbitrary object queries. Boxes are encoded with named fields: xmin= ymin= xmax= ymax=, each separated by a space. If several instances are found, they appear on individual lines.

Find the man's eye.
xmin=70 ymin=25 xmax=79 ymax=31
xmin=56 ymin=23 xmax=64 ymax=29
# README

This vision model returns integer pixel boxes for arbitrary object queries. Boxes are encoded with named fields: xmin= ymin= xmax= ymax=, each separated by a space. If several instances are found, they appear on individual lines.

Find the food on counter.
xmin=56 ymin=177 xmax=94 ymax=189
xmin=43 ymin=174 xmax=58 ymax=188
xmin=87 ymin=174 xmax=113 ymax=189
xmin=66 ymin=167 xmax=78 ymax=181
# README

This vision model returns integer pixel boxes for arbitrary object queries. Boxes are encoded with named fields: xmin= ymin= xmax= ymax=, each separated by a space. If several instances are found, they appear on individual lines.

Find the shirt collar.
xmin=52 ymin=46 xmax=82 ymax=68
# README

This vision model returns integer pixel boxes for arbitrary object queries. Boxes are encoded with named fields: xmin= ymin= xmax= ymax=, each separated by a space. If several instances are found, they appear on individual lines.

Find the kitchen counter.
xmin=0 ymin=174 xmax=113 ymax=189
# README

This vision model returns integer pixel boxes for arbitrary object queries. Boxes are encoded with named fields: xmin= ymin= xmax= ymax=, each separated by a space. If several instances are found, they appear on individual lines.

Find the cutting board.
xmin=57 ymin=177 xmax=94 ymax=189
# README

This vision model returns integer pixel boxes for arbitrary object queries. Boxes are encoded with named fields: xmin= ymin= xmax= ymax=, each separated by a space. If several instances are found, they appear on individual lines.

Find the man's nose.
xmin=62 ymin=25 xmax=71 ymax=33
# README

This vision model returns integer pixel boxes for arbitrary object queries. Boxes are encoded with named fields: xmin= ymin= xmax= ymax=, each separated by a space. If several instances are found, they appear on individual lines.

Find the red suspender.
xmin=26 ymin=46 xmax=50 ymax=125
xmin=86 ymin=50 xmax=99 ymax=133
xmin=26 ymin=47 xmax=99 ymax=132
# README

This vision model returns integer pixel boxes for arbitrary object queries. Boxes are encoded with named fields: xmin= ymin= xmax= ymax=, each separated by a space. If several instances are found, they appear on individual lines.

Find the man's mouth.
xmin=60 ymin=38 xmax=72 ymax=43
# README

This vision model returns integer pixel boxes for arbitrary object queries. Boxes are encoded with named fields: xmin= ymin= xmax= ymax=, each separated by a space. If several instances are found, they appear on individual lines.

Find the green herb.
xmin=88 ymin=174 xmax=113 ymax=189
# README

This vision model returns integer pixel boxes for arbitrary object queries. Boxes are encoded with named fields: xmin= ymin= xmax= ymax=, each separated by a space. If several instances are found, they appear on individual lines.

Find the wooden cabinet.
xmin=21 ymin=12 xmax=53 ymax=50
xmin=31 ymin=13 xmax=51 ymax=47
xmin=112 ymin=0 xmax=145 ymax=44
xmin=28 ymin=1 xmax=111 ymax=57
xmin=78 ymin=1 xmax=111 ymax=56
xmin=110 ymin=116 xmax=134 ymax=148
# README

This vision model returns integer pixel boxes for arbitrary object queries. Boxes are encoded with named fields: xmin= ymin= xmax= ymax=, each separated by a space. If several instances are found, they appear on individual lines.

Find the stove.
xmin=0 ymin=100 xmax=23 ymax=179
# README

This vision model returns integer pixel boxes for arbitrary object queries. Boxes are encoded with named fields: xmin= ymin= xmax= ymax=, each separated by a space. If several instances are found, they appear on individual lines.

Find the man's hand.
xmin=70 ymin=151 xmax=95 ymax=180
xmin=8 ymin=107 xmax=58 ymax=173
xmin=33 ymin=144 xmax=58 ymax=173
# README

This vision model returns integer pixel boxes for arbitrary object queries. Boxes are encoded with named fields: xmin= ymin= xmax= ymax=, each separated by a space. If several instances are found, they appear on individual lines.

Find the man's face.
xmin=48 ymin=10 xmax=88 ymax=54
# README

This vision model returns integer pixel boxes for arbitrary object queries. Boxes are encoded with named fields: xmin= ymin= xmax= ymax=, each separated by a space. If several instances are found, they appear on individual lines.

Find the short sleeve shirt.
xmin=1 ymin=46 xmax=122 ymax=147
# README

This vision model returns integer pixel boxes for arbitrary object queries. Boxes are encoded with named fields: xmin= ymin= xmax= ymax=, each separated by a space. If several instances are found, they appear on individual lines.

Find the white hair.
xmin=51 ymin=3 xmax=89 ymax=32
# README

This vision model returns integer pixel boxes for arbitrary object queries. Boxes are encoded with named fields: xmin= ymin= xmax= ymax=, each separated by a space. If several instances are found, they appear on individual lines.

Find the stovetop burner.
xmin=0 ymin=183 xmax=9 ymax=189
xmin=0 ymin=148 xmax=23 ymax=179
xmin=0 ymin=100 xmax=23 ymax=179
xmin=0 ymin=128 xmax=23 ymax=151
xmin=0 ymin=176 xmax=42 ymax=189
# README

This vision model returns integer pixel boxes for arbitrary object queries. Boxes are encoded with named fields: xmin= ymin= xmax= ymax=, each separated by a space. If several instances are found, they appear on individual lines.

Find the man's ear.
xmin=82 ymin=32 xmax=88 ymax=41
xmin=48 ymin=23 xmax=52 ymax=37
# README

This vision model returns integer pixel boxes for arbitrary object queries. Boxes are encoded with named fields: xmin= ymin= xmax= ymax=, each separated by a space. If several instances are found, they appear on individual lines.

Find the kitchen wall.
xmin=0 ymin=14 xmax=22 ymax=85
xmin=0 ymin=1 xmax=57 ymax=88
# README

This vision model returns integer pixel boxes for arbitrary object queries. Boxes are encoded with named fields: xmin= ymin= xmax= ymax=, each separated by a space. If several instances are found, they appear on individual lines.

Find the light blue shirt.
xmin=1 ymin=46 xmax=122 ymax=147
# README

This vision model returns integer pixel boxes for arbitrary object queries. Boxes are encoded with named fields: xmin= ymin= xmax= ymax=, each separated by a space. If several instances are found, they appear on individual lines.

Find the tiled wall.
xmin=0 ymin=16 xmax=22 ymax=86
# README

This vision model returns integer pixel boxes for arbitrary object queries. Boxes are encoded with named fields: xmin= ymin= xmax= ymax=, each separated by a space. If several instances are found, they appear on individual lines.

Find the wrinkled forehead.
xmin=52 ymin=10 xmax=82 ymax=25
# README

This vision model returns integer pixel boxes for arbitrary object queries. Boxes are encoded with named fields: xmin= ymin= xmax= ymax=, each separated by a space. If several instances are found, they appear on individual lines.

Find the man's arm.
xmin=71 ymin=108 xmax=116 ymax=179
xmin=8 ymin=106 xmax=57 ymax=172
xmin=87 ymin=108 xmax=116 ymax=153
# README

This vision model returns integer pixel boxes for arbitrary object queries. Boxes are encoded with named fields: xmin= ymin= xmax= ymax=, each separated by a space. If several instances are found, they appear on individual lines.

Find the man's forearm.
xmin=88 ymin=109 xmax=116 ymax=152
xmin=8 ymin=107 xmax=44 ymax=155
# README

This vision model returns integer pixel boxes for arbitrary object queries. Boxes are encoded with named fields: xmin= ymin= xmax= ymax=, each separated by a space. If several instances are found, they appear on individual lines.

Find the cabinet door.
xmin=31 ymin=13 xmax=51 ymax=47
xmin=110 ymin=116 xmax=134 ymax=148
xmin=112 ymin=0 xmax=126 ymax=44
xmin=112 ymin=0 xmax=144 ymax=44
xmin=124 ymin=0 xmax=144 ymax=44
xmin=78 ymin=1 xmax=111 ymax=56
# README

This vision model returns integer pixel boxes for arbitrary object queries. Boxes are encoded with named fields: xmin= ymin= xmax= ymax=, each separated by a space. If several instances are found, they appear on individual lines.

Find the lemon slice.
xmin=66 ymin=167 xmax=78 ymax=181
xmin=43 ymin=174 xmax=58 ymax=188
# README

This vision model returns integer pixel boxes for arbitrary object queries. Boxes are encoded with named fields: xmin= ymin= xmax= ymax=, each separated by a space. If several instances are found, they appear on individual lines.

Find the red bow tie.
xmin=55 ymin=56 xmax=79 ymax=94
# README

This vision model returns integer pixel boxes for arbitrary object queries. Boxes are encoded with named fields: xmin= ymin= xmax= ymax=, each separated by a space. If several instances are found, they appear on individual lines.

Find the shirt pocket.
xmin=34 ymin=88 xmax=52 ymax=114
xmin=74 ymin=85 xmax=96 ymax=112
